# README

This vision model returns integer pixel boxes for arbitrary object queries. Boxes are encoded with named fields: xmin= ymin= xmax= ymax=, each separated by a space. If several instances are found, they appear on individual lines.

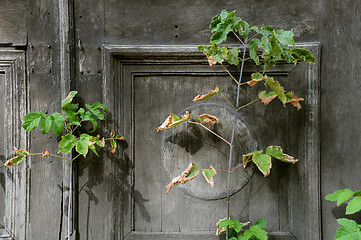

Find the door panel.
xmin=102 ymin=45 xmax=320 ymax=239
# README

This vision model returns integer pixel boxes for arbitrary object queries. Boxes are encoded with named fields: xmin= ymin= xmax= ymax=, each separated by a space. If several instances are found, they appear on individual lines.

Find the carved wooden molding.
xmin=102 ymin=44 xmax=321 ymax=240
xmin=0 ymin=49 xmax=28 ymax=239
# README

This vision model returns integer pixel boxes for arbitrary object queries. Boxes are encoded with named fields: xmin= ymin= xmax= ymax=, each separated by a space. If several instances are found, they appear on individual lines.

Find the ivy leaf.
xmin=61 ymin=91 xmax=77 ymax=108
xmin=216 ymin=218 xmax=249 ymax=236
xmin=156 ymin=111 xmax=191 ymax=132
xmin=58 ymin=134 xmax=76 ymax=154
xmin=193 ymin=86 xmax=220 ymax=102
xmin=50 ymin=112 xmax=65 ymax=135
xmin=325 ymin=189 xmax=355 ymax=206
xmin=196 ymin=114 xmax=220 ymax=127
xmin=4 ymin=155 xmax=25 ymax=166
xmin=266 ymin=146 xmax=299 ymax=164
xmin=202 ymin=166 xmax=217 ymax=188
xmin=335 ymin=218 xmax=361 ymax=240
xmin=274 ymin=29 xmax=295 ymax=46
xmin=292 ymin=48 xmax=315 ymax=63
xmin=22 ymin=112 xmax=44 ymax=132
xmin=252 ymin=154 xmax=272 ymax=177
xmin=346 ymin=196 xmax=361 ymax=215
xmin=258 ymin=91 xmax=277 ymax=105
xmin=165 ymin=163 xmax=199 ymax=195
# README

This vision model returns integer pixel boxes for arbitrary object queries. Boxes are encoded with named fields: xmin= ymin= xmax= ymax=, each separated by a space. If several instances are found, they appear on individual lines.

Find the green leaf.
xmin=258 ymin=91 xmax=277 ymax=105
xmin=58 ymin=134 xmax=76 ymax=154
xmin=248 ymin=225 xmax=268 ymax=240
xmin=292 ymin=48 xmax=315 ymax=63
xmin=227 ymin=47 xmax=240 ymax=65
xmin=91 ymin=102 xmax=107 ymax=113
xmin=86 ymin=104 xmax=104 ymax=120
xmin=61 ymin=91 xmax=77 ymax=108
xmin=274 ymin=29 xmax=295 ymax=46
xmin=266 ymin=146 xmax=299 ymax=164
xmin=22 ymin=112 xmax=44 ymax=132
xmin=252 ymin=154 xmax=272 ymax=177
xmin=210 ymin=10 xmax=236 ymax=44
xmin=8 ymin=155 xmax=25 ymax=166
xmin=346 ymin=196 xmax=361 ymax=215
xmin=243 ymin=150 xmax=263 ymax=168
xmin=40 ymin=115 xmax=52 ymax=134
xmin=326 ymin=189 xmax=355 ymax=207
xmin=202 ymin=166 xmax=217 ymax=188
xmin=88 ymin=144 xmax=98 ymax=157
xmin=249 ymin=38 xmax=260 ymax=65
xmin=76 ymin=134 xmax=92 ymax=157
xmin=50 ymin=112 xmax=65 ymax=136
xmin=110 ymin=138 xmax=117 ymax=154
xmin=255 ymin=218 xmax=268 ymax=229
xmin=186 ymin=163 xmax=199 ymax=178
xmin=217 ymin=219 xmax=249 ymax=235
xmin=261 ymin=35 xmax=272 ymax=53
xmin=264 ymin=76 xmax=287 ymax=104
xmin=335 ymin=218 xmax=361 ymax=240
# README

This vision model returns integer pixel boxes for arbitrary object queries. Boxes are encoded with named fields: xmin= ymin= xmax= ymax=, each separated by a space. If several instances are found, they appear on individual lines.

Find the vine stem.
xmin=238 ymin=98 xmax=260 ymax=110
xmin=216 ymin=159 xmax=252 ymax=173
xmin=187 ymin=121 xmax=232 ymax=146
xmin=226 ymin=39 xmax=248 ymax=240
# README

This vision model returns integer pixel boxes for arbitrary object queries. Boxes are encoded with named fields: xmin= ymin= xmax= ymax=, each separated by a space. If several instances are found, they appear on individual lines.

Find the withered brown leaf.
xmin=156 ymin=111 xmax=191 ymax=132
xmin=42 ymin=149 xmax=51 ymax=157
xmin=196 ymin=114 xmax=220 ymax=127
xmin=165 ymin=162 xmax=199 ymax=195
xmin=207 ymin=56 xmax=221 ymax=66
xmin=286 ymin=91 xmax=304 ymax=110
xmin=192 ymin=87 xmax=220 ymax=102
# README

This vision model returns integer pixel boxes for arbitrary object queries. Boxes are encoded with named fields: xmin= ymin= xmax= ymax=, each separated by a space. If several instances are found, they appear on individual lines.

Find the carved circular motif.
xmin=162 ymin=103 xmax=258 ymax=200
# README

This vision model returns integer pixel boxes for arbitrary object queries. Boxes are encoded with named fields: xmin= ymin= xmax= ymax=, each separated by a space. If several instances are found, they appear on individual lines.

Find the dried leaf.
xmin=110 ymin=129 xmax=115 ymax=137
xmin=4 ymin=155 xmax=25 ymax=166
xmin=114 ymin=136 xmax=125 ymax=141
xmin=156 ymin=111 xmax=191 ymax=132
xmin=42 ymin=149 xmax=51 ymax=157
xmin=286 ymin=91 xmax=304 ymax=110
xmin=192 ymin=87 xmax=220 ymax=102
xmin=207 ymin=55 xmax=221 ymax=66
xmin=247 ymin=72 xmax=266 ymax=86
xmin=196 ymin=114 xmax=220 ymax=127
xmin=258 ymin=91 xmax=277 ymax=105
xmin=202 ymin=166 xmax=217 ymax=188
xmin=165 ymin=163 xmax=199 ymax=195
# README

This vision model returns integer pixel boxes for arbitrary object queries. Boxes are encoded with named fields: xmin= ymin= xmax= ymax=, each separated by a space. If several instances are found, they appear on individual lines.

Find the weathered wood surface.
xmin=2 ymin=0 xmax=361 ymax=239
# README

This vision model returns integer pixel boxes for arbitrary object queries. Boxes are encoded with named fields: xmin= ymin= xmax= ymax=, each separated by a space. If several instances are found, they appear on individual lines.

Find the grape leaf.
xmin=202 ymin=166 xmax=217 ymax=188
xmin=346 ymin=196 xmax=361 ymax=215
xmin=196 ymin=114 xmax=220 ymax=127
xmin=165 ymin=163 xmax=199 ymax=195
xmin=156 ymin=111 xmax=191 ymax=132
xmin=193 ymin=87 xmax=220 ymax=102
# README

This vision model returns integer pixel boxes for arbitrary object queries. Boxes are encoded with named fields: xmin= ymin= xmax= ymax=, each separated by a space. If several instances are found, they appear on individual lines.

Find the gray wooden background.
xmin=0 ymin=0 xmax=359 ymax=239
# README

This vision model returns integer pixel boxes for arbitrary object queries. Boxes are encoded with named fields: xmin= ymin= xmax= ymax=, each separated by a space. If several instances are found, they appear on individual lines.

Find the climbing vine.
xmin=157 ymin=9 xmax=314 ymax=239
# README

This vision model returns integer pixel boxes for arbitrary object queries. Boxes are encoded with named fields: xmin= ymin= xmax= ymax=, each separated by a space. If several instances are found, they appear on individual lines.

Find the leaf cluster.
xmin=325 ymin=189 xmax=361 ymax=239
xmin=198 ymin=9 xmax=315 ymax=72
xmin=243 ymin=146 xmax=298 ymax=177
xmin=216 ymin=218 xmax=268 ymax=240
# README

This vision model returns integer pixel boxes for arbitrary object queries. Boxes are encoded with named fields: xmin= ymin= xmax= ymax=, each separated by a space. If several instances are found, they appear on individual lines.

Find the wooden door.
xmin=99 ymin=44 xmax=320 ymax=239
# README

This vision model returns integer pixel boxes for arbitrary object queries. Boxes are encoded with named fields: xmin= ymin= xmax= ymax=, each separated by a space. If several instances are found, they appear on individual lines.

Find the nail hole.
xmin=174 ymin=34 xmax=179 ymax=39
xmin=79 ymin=16 xmax=82 ymax=19
xmin=174 ymin=25 xmax=179 ymax=29
xmin=0 ymin=71 xmax=5 ymax=74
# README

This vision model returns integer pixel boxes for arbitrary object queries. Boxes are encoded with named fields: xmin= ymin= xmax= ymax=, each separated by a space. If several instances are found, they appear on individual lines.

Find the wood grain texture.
xmin=0 ymin=0 xmax=26 ymax=46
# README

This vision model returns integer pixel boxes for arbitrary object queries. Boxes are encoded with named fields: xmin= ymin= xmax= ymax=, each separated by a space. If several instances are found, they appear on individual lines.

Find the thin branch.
xmin=50 ymin=154 xmax=72 ymax=162
xmin=237 ymin=98 xmax=260 ymax=110
xmin=221 ymin=63 xmax=239 ymax=85
xmin=187 ymin=121 xmax=232 ymax=147
xmin=248 ymin=32 xmax=261 ymax=41
xmin=220 ymin=93 xmax=237 ymax=111
xmin=216 ymin=159 xmax=253 ymax=173
xmin=232 ymin=31 xmax=244 ymax=45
